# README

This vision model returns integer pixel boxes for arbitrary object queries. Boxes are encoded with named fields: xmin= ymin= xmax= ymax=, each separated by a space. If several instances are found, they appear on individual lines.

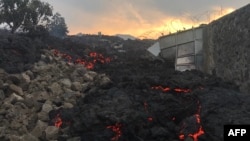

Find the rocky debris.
xmin=0 ymin=48 xmax=112 ymax=141
xmin=0 ymin=34 xmax=250 ymax=141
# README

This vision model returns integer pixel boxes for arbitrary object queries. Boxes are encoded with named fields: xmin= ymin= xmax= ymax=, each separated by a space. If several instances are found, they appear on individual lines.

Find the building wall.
xmin=205 ymin=3 xmax=250 ymax=94
xmin=159 ymin=34 xmax=176 ymax=61
xmin=159 ymin=26 xmax=205 ymax=71
xmin=158 ymin=3 xmax=250 ymax=94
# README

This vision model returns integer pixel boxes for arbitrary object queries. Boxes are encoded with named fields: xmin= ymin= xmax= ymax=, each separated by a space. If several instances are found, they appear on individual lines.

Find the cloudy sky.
xmin=42 ymin=0 xmax=249 ymax=39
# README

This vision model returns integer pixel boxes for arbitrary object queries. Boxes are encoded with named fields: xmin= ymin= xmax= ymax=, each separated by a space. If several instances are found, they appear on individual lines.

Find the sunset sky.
xmin=42 ymin=0 xmax=249 ymax=39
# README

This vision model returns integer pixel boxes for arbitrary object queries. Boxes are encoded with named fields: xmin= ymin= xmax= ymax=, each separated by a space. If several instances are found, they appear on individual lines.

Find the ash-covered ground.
xmin=0 ymin=32 xmax=250 ymax=141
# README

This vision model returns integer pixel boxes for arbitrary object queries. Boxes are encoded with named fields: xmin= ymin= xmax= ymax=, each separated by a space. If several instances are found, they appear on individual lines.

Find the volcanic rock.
xmin=9 ymin=84 xmax=23 ymax=96
xmin=0 ymin=33 xmax=250 ymax=141
xmin=45 ymin=126 xmax=59 ymax=140
xmin=20 ymin=133 xmax=39 ymax=141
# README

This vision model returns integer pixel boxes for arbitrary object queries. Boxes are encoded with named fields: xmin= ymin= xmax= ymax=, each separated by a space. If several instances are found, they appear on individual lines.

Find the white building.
xmin=158 ymin=24 xmax=207 ymax=71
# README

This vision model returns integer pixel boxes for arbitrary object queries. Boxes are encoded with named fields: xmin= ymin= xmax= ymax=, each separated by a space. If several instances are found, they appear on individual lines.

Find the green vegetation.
xmin=0 ymin=0 xmax=68 ymax=38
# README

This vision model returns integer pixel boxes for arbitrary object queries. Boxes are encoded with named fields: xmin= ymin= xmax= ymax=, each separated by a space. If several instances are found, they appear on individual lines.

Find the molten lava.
xmin=174 ymin=88 xmax=191 ymax=93
xmin=54 ymin=114 xmax=63 ymax=128
xmin=147 ymin=117 xmax=153 ymax=122
xmin=52 ymin=49 xmax=112 ymax=70
xmin=151 ymin=86 xmax=191 ymax=93
xmin=152 ymin=85 xmax=204 ymax=141
xmin=179 ymin=101 xmax=204 ymax=141
xmin=107 ymin=123 xmax=122 ymax=141
xmin=144 ymin=101 xmax=154 ymax=122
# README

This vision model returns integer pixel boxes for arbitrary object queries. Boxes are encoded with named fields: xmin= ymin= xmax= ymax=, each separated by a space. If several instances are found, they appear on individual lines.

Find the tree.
xmin=24 ymin=0 xmax=53 ymax=31
xmin=47 ymin=12 xmax=68 ymax=38
xmin=0 ymin=0 xmax=53 ymax=33
xmin=0 ymin=0 xmax=29 ymax=33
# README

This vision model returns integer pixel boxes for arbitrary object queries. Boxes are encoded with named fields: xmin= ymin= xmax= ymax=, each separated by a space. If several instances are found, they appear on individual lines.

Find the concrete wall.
xmin=159 ymin=34 xmax=176 ymax=61
xmin=158 ymin=3 xmax=250 ymax=94
xmin=205 ymin=3 xmax=250 ymax=94
xmin=159 ymin=26 xmax=205 ymax=71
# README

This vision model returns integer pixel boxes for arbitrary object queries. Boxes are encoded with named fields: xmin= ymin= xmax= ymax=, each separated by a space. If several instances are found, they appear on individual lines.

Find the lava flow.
xmin=179 ymin=101 xmax=205 ymax=141
xmin=52 ymin=49 xmax=112 ymax=69
xmin=107 ymin=123 xmax=123 ymax=141
xmin=54 ymin=113 xmax=63 ymax=128
xmin=49 ymin=109 xmax=72 ymax=129
xmin=144 ymin=101 xmax=154 ymax=122
xmin=151 ymin=85 xmax=191 ymax=93
xmin=151 ymin=86 xmax=205 ymax=141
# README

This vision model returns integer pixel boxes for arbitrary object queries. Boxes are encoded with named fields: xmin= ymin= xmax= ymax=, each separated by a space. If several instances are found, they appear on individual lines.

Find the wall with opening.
xmin=159 ymin=25 xmax=206 ymax=72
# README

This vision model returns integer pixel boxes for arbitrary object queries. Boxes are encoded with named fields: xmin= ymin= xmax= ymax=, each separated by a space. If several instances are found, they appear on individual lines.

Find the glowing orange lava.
xmin=52 ymin=49 xmax=112 ymax=70
xmin=151 ymin=86 xmax=191 ymax=93
xmin=152 ymin=85 xmax=204 ymax=140
xmin=54 ymin=114 xmax=63 ymax=128
xmin=179 ymin=102 xmax=204 ymax=141
xmin=107 ymin=123 xmax=122 ymax=141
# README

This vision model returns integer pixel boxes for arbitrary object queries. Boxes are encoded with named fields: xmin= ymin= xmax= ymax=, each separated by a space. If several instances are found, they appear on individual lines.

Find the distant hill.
xmin=115 ymin=34 xmax=138 ymax=40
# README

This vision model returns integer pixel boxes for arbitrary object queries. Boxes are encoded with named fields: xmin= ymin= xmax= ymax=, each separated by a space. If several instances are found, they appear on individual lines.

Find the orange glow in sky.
xmin=68 ymin=7 xmax=235 ymax=39
xmin=40 ymin=0 xmax=249 ymax=39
